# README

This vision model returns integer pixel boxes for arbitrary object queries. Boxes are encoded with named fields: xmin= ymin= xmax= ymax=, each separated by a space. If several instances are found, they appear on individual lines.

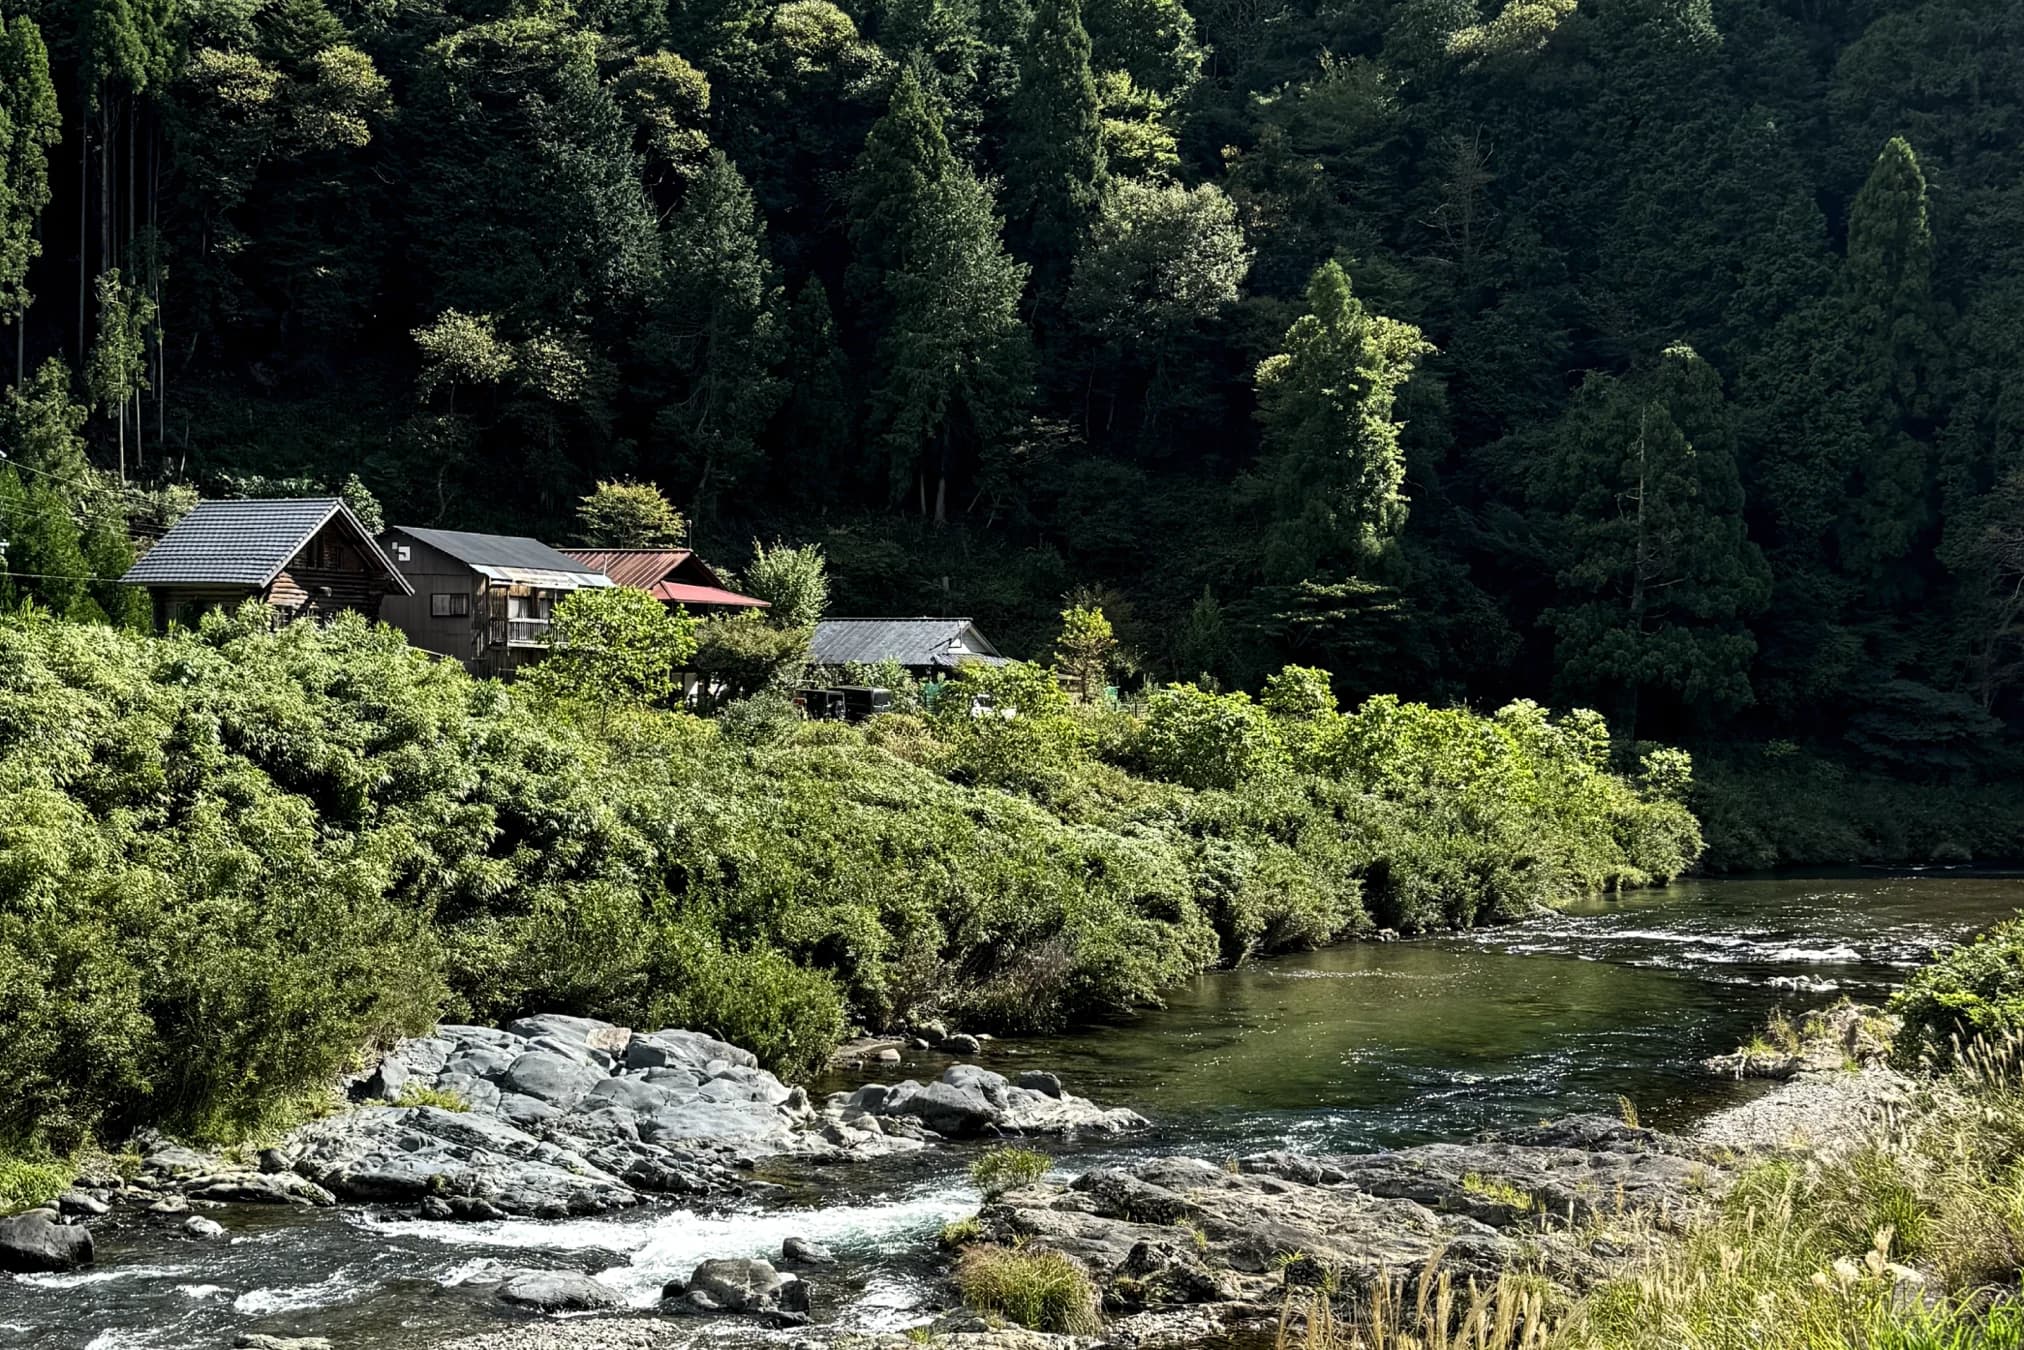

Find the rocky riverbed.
xmin=15 ymin=873 xmax=2012 ymax=1350
xmin=8 ymin=1023 xmax=1912 ymax=1350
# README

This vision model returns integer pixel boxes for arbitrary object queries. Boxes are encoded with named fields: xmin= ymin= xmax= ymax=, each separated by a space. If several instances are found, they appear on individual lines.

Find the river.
xmin=8 ymin=870 xmax=2019 ymax=1350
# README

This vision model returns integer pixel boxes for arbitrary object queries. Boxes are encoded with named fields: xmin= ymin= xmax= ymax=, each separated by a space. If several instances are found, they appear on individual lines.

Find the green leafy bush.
xmin=1135 ymin=683 xmax=1285 ymax=790
xmin=0 ymin=608 xmax=1698 ymax=1154
xmin=648 ymin=928 xmax=849 ymax=1084
xmin=1891 ymin=917 xmax=2024 ymax=1068
xmin=0 ymin=1154 xmax=74 ymax=1215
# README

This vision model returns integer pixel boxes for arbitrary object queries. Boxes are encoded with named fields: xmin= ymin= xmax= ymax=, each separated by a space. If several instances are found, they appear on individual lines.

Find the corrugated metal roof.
xmin=810 ymin=618 xmax=1007 ymax=668
xmin=654 ymin=581 xmax=768 ymax=608
xmin=559 ymin=548 xmax=696 ymax=590
xmin=389 ymin=527 xmax=611 ymax=580
xmin=121 ymin=497 xmax=411 ymax=593
xmin=557 ymin=549 xmax=767 ymax=608
xmin=470 ymin=565 xmax=614 ymax=589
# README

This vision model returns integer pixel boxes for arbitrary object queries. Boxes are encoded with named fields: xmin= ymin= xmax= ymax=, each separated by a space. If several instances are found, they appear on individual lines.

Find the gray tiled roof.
xmin=810 ymin=617 xmax=1006 ymax=668
xmin=122 ymin=497 xmax=382 ymax=588
xmin=389 ymin=527 xmax=607 ymax=578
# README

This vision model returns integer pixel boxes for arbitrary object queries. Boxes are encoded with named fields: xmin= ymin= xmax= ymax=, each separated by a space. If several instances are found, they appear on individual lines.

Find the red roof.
xmin=558 ymin=548 xmax=768 ymax=609
xmin=653 ymin=581 xmax=768 ymax=608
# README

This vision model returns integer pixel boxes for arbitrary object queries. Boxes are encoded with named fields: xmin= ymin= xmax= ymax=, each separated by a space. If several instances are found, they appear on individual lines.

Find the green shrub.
xmin=717 ymin=689 xmax=803 ymax=746
xmin=0 ymin=1154 xmax=74 ymax=1214
xmin=955 ymin=1244 xmax=1102 ymax=1334
xmin=1891 ymin=917 xmax=2024 ymax=1068
xmin=1135 ymin=684 xmax=1285 ymax=790
xmin=649 ymin=927 xmax=848 ymax=1083
xmin=0 ymin=606 xmax=1701 ymax=1153
xmin=971 ymin=1145 xmax=1051 ymax=1196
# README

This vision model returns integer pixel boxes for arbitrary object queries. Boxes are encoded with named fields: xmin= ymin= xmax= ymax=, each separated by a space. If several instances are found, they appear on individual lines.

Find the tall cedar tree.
xmin=1001 ymin=0 xmax=1106 ymax=294
xmin=772 ymin=278 xmax=856 ymax=501
xmin=1 ymin=16 xmax=60 ymax=379
xmin=1250 ymin=260 xmax=1431 ymax=583
xmin=1531 ymin=345 xmax=1770 ymax=739
xmin=637 ymin=149 xmax=786 ymax=513
xmin=848 ymin=67 xmax=1032 ymax=520
xmin=1836 ymin=136 xmax=1943 ymax=588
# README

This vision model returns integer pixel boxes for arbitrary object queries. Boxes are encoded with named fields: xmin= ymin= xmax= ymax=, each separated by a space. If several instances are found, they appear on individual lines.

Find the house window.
xmin=431 ymin=593 xmax=470 ymax=618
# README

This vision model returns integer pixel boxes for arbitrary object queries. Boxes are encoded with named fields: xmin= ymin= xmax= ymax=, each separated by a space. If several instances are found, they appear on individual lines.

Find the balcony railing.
xmin=490 ymin=618 xmax=552 ymax=648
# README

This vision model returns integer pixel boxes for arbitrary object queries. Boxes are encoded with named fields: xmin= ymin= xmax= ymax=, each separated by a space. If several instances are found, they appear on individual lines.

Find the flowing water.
xmin=9 ymin=871 xmax=2022 ymax=1350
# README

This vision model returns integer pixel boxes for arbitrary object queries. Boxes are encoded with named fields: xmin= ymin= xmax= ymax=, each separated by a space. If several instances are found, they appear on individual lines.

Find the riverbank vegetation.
xmin=1693 ymin=750 xmax=2024 ymax=873
xmin=1280 ymin=1062 xmax=2024 ymax=1350
xmin=0 ymin=604 xmax=1693 ymax=1162
xmin=1266 ymin=951 xmax=2024 ymax=1350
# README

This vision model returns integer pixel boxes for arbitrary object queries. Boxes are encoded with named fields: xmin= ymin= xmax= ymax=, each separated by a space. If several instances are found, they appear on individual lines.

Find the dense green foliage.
xmin=0 ymin=0 xmax=2017 ymax=819
xmin=1891 ymin=917 xmax=2024 ymax=1068
xmin=0 ymin=609 xmax=1691 ymax=1151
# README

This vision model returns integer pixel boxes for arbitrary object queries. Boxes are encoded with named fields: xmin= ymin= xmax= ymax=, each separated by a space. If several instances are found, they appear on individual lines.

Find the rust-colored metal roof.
xmin=557 ymin=548 xmax=767 ymax=609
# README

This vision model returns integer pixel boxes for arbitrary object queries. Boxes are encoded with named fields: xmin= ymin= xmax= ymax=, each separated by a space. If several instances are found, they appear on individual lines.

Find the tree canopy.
xmin=0 ymin=0 xmax=2014 ymax=769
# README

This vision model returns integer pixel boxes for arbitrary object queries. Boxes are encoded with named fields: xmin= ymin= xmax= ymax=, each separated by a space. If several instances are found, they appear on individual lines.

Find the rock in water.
xmin=497 ymin=1269 xmax=623 ymax=1312
xmin=871 ymin=1064 xmax=1146 ymax=1138
xmin=666 ymin=1257 xmax=808 ymax=1317
xmin=55 ymin=1190 xmax=109 ymax=1217
xmin=1014 ymin=1071 xmax=1063 ymax=1099
xmin=782 ymin=1235 xmax=837 ymax=1266
xmin=186 ymin=1172 xmax=336 ymax=1207
xmin=181 ymin=1215 xmax=227 ymax=1239
xmin=0 ymin=1212 xmax=94 ymax=1273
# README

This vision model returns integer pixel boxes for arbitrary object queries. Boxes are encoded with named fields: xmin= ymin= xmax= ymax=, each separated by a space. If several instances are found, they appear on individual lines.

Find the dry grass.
xmin=1274 ymin=1033 xmax=2024 ymax=1349
xmin=1277 ymin=1252 xmax=1557 ymax=1350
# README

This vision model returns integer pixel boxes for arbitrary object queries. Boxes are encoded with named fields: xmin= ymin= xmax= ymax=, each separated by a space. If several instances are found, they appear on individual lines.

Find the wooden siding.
xmin=377 ymin=532 xmax=488 ymax=666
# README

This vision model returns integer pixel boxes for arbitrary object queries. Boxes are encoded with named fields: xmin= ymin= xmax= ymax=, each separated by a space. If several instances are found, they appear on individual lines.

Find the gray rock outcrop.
xmin=969 ymin=1114 xmax=1737 ymax=1324
xmin=664 ymin=1256 xmax=810 ymax=1323
xmin=839 ymin=1064 xmax=1147 ymax=1139
xmin=0 ymin=1211 xmax=94 ymax=1273
xmin=284 ymin=1015 xmax=940 ymax=1219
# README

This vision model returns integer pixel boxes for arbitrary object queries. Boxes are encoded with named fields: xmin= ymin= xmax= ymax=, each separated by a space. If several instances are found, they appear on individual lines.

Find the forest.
xmin=0 ymin=0 xmax=2019 ymax=775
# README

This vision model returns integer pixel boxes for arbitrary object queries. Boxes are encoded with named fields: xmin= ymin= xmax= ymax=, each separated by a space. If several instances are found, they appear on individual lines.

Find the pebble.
xmin=434 ymin=1319 xmax=693 ymax=1349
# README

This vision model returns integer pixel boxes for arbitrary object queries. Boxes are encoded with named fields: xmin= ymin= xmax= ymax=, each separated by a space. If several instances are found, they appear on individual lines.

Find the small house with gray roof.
xmin=808 ymin=617 xmax=1008 ymax=676
xmin=120 ymin=497 xmax=412 ymax=632
xmin=377 ymin=525 xmax=614 ymax=676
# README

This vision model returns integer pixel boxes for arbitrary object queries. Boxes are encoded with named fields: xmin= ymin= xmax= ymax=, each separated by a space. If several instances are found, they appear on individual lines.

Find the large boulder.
xmin=0 ymin=1212 xmax=93 ymax=1273
xmin=627 ymin=1029 xmax=759 ymax=1073
xmin=186 ymin=1172 xmax=336 ymax=1207
xmin=498 ymin=1268 xmax=623 ymax=1312
xmin=869 ymin=1065 xmax=1146 ymax=1138
xmin=288 ymin=1105 xmax=637 ymax=1217
xmin=500 ymin=1051 xmax=608 ymax=1109
xmin=665 ymin=1257 xmax=808 ymax=1319
xmin=280 ymin=1015 xmax=923 ymax=1218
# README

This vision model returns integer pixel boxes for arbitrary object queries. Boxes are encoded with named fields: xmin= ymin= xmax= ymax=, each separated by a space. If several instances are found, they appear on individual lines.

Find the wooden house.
xmin=808 ymin=617 xmax=1008 ymax=677
xmin=120 ymin=497 xmax=412 ymax=632
xmin=378 ymin=526 xmax=614 ymax=676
